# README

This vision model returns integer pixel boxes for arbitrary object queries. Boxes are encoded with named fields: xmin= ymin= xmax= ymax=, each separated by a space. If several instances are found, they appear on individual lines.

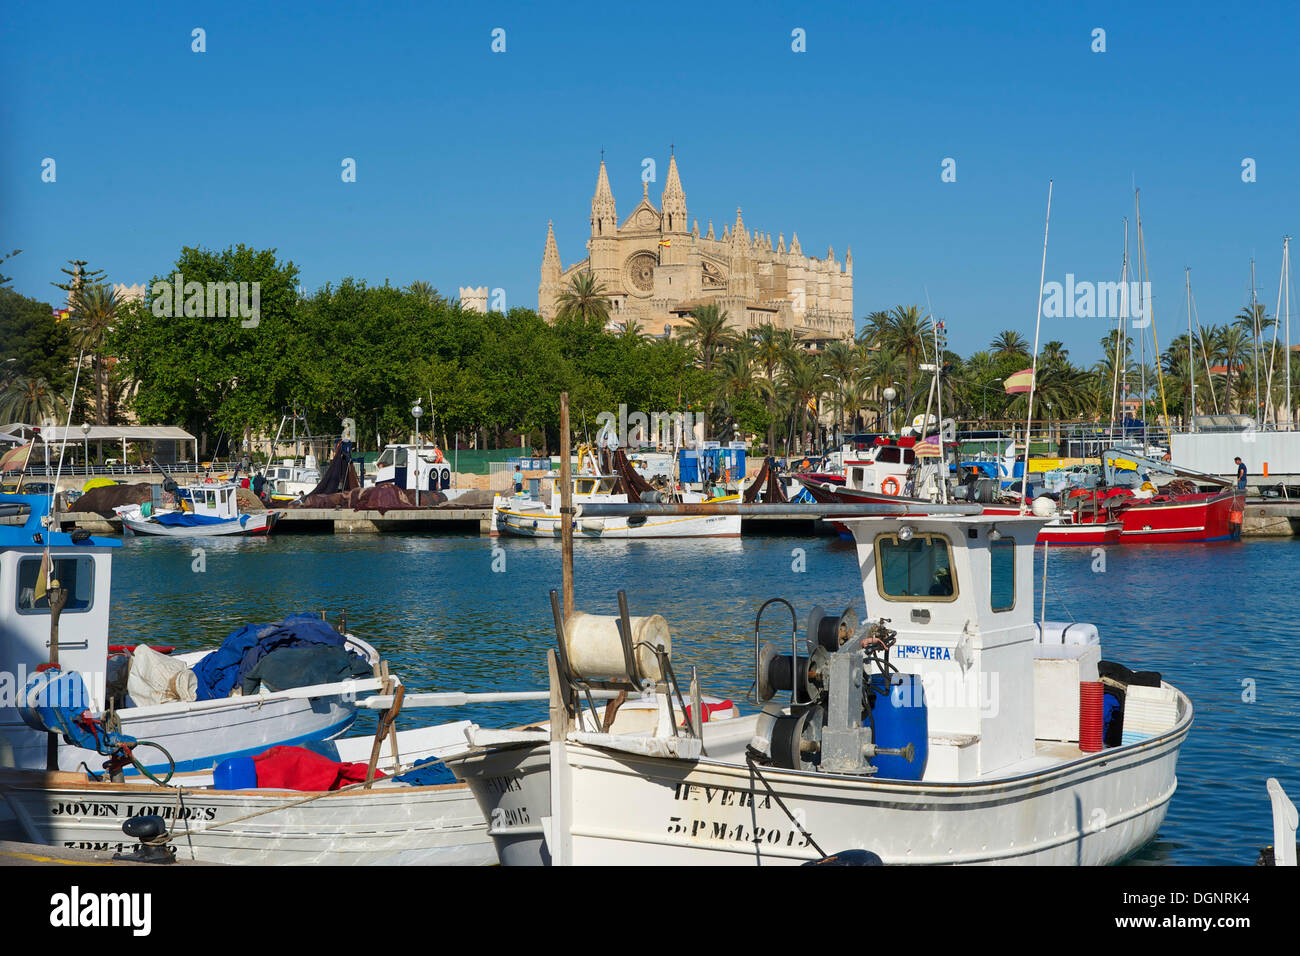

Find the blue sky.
xmin=3 ymin=0 xmax=1297 ymax=363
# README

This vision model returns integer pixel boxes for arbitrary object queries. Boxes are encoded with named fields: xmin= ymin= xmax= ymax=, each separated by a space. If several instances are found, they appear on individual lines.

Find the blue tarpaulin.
xmin=193 ymin=613 xmax=350 ymax=700
xmin=153 ymin=511 xmax=247 ymax=527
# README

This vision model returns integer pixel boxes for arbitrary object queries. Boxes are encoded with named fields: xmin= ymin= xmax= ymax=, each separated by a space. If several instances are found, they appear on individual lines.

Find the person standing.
xmin=1234 ymin=457 xmax=1248 ymax=490
xmin=513 ymin=464 xmax=523 ymax=494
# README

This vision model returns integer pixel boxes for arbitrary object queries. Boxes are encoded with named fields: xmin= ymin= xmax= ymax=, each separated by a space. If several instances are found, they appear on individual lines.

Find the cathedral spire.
xmin=777 ymin=232 xmax=785 ymax=254
xmin=591 ymin=160 xmax=617 ymax=236
xmin=706 ymin=220 xmax=715 ymax=241
xmin=790 ymin=231 xmax=802 ymax=256
xmin=542 ymin=220 xmax=561 ymax=277
xmin=661 ymin=154 xmax=687 ymax=233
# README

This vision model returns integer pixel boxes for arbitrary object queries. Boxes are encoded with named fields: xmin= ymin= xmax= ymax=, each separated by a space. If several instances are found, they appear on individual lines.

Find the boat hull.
xmin=0 ymin=774 xmax=494 ymax=865
xmin=495 ymin=503 xmax=740 ymax=539
xmin=453 ymin=691 xmax=1191 ymax=866
xmin=118 ymin=510 xmax=279 ymax=537
xmin=1 ymin=692 xmax=359 ymax=775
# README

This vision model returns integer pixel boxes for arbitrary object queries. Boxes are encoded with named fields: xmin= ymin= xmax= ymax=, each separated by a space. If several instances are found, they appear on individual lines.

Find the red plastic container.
xmin=1079 ymin=681 xmax=1104 ymax=752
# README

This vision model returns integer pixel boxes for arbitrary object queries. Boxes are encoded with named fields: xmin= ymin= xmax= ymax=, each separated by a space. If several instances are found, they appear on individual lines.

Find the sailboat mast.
xmin=1286 ymin=237 xmax=1293 ymax=429
xmin=1186 ymin=267 xmax=1195 ymax=430
xmin=1109 ymin=219 xmax=1128 ymax=441
xmin=1019 ymin=179 xmax=1053 ymax=508
xmin=1251 ymin=259 xmax=1260 ymax=422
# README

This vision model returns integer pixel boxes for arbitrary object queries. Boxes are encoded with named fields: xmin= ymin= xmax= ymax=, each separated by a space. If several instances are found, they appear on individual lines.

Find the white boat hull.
xmin=118 ymin=510 xmax=278 ymax=537
xmin=495 ymin=501 xmax=740 ymax=539
xmin=453 ymin=693 xmax=1191 ymax=866
xmin=0 ymin=726 xmax=495 ymax=865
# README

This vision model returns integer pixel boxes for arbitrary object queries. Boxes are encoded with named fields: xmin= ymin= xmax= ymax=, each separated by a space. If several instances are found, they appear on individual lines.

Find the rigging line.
xmin=1264 ymin=246 xmax=1285 ymax=425
xmin=48 ymin=348 xmax=87 ymax=520
xmin=1019 ymin=179 xmax=1053 ymax=510
xmin=1134 ymin=191 xmax=1172 ymax=436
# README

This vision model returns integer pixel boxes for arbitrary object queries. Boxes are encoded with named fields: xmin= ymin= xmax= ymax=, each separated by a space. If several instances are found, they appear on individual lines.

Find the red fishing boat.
xmin=1057 ymin=487 xmax=1245 ymax=543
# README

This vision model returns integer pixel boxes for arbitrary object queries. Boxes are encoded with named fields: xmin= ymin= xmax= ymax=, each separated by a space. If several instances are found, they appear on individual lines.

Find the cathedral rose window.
xmin=625 ymin=252 xmax=657 ymax=295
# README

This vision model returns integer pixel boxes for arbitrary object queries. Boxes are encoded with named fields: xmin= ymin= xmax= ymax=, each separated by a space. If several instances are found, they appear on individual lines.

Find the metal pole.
xmin=560 ymin=392 xmax=575 ymax=619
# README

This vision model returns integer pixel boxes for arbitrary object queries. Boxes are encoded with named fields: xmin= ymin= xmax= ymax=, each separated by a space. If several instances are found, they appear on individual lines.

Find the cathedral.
xmin=538 ymin=156 xmax=854 ymax=342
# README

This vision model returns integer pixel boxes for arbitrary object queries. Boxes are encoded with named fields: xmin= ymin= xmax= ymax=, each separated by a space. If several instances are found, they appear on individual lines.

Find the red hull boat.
xmin=795 ymin=476 xmax=1238 ymax=545
xmin=1063 ymin=488 xmax=1245 ymax=543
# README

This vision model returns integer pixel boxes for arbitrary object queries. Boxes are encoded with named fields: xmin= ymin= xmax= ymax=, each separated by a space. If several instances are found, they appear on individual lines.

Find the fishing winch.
xmin=751 ymin=601 xmax=915 ymax=776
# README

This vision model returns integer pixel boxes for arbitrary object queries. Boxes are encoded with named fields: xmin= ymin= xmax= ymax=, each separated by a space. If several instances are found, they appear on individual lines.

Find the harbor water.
xmin=109 ymin=532 xmax=1299 ymax=866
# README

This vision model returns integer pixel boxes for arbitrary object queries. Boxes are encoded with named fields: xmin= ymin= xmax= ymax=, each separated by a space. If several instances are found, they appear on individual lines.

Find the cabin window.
xmin=852 ymin=468 xmax=864 ymax=485
xmin=874 ymin=534 xmax=957 ymax=603
xmin=876 ymin=447 xmax=901 ymax=464
xmin=396 ymin=448 xmax=409 ymax=468
xmin=576 ymin=479 xmax=596 ymax=495
xmin=903 ymin=450 xmax=916 ymax=465
xmin=990 ymin=539 xmax=1015 ymax=612
xmin=377 ymin=448 xmax=395 ymax=468
xmin=16 ymin=555 xmax=95 ymax=614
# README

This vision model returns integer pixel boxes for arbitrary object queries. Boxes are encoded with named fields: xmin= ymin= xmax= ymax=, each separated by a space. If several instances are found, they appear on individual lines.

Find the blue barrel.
xmin=214 ymin=756 xmax=258 ymax=790
xmin=866 ymin=673 xmax=928 ymax=781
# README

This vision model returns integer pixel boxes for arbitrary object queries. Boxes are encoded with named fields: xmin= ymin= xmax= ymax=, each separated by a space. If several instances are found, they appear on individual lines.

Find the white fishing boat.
xmin=265 ymin=456 xmax=321 ymax=502
xmin=1 ymin=493 xmax=385 ymax=777
xmin=115 ymin=481 xmax=278 ymax=537
xmin=0 ymin=723 xmax=496 ymax=865
xmin=493 ymin=473 xmax=739 ymax=538
xmin=448 ymin=511 xmax=1192 ymax=866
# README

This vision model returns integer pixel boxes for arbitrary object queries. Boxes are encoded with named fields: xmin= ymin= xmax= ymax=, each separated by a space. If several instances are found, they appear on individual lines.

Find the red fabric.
xmin=680 ymin=699 xmax=735 ymax=727
xmin=252 ymin=745 xmax=385 ymax=791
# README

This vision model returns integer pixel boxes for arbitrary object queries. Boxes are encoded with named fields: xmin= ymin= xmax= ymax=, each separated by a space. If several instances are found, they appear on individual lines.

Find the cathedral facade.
xmin=538 ymin=156 xmax=853 ymax=341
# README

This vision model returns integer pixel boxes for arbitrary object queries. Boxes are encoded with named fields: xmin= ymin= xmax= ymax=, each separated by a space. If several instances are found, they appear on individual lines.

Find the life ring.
xmin=881 ymin=477 xmax=901 ymax=496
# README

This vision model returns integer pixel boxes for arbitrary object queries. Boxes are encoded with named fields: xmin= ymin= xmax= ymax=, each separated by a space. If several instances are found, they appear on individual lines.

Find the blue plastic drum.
xmin=866 ymin=673 xmax=929 ymax=781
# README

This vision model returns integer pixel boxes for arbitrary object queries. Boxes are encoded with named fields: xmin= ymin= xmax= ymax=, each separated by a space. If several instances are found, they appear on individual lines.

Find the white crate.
xmin=1033 ymin=644 xmax=1101 ymax=743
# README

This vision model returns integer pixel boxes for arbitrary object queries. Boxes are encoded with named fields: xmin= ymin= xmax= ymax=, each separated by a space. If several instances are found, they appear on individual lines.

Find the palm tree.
xmin=752 ymin=322 xmax=794 ymax=451
xmin=714 ymin=349 xmax=774 ymax=432
xmin=821 ymin=340 xmax=858 ymax=433
xmin=779 ymin=353 xmax=827 ymax=453
xmin=0 ymin=373 xmax=68 ymax=425
xmin=680 ymin=304 xmax=733 ymax=372
xmin=857 ymin=310 xmax=891 ymax=350
xmin=613 ymin=319 xmax=649 ymax=342
xmin=885 ymin=305 xmax=933 ymax=417
xmin=990 ymin=330 xmax=1030 ymax=362
xmin=407 ymin=281 xmax=443 ymax=306
xmin=69 ymin=283 xmax=121 ymax=425
xmin=555 ymin=272 xmax=611 ymax=324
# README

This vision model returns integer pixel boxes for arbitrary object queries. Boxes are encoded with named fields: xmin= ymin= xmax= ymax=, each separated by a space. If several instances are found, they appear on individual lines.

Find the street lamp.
xmin=411 ymin=401 xmax=423 ymax=506
xmin=883 ymin=386 xmax=898 ymax=433
xmin=81 ymin=422 xmax=90 ymax=471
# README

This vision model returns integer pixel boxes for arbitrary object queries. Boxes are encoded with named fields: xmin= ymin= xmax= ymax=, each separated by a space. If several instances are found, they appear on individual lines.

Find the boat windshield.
xmin=875 ymin=533 xmax=957 ymax=601
xmin=376 ymin=448 xmax=396 ymax=468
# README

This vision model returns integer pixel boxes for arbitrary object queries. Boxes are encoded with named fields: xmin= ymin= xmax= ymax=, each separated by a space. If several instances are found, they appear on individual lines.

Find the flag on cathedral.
xmin=657 ymin=239 xmax=671 ymax=247
xmin=1003 ymin=368 xmax=1034 ymax=394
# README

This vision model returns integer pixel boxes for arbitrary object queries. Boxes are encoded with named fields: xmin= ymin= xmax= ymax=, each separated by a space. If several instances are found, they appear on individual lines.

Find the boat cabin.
xmin=371 ymin=444 xmax=451 ymax=492
xmin=185 ymin=482 xmax=240 ymax=520
xmin=841 ymin=514 xmax=1055 ymax=782
xmin=0 ymin=495 xmax=119 ymax=741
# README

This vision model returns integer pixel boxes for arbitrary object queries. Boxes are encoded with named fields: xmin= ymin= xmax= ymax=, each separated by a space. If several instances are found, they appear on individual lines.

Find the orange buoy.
xmin=881 ymin=477 xmax=901 ymax=496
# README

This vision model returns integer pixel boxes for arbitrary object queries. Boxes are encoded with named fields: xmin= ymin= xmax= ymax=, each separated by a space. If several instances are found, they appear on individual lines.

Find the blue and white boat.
xmin=1 ymin=493 xmax=384 ymax=777
xmin=115 ymin=481 xmax=279 ymax=537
